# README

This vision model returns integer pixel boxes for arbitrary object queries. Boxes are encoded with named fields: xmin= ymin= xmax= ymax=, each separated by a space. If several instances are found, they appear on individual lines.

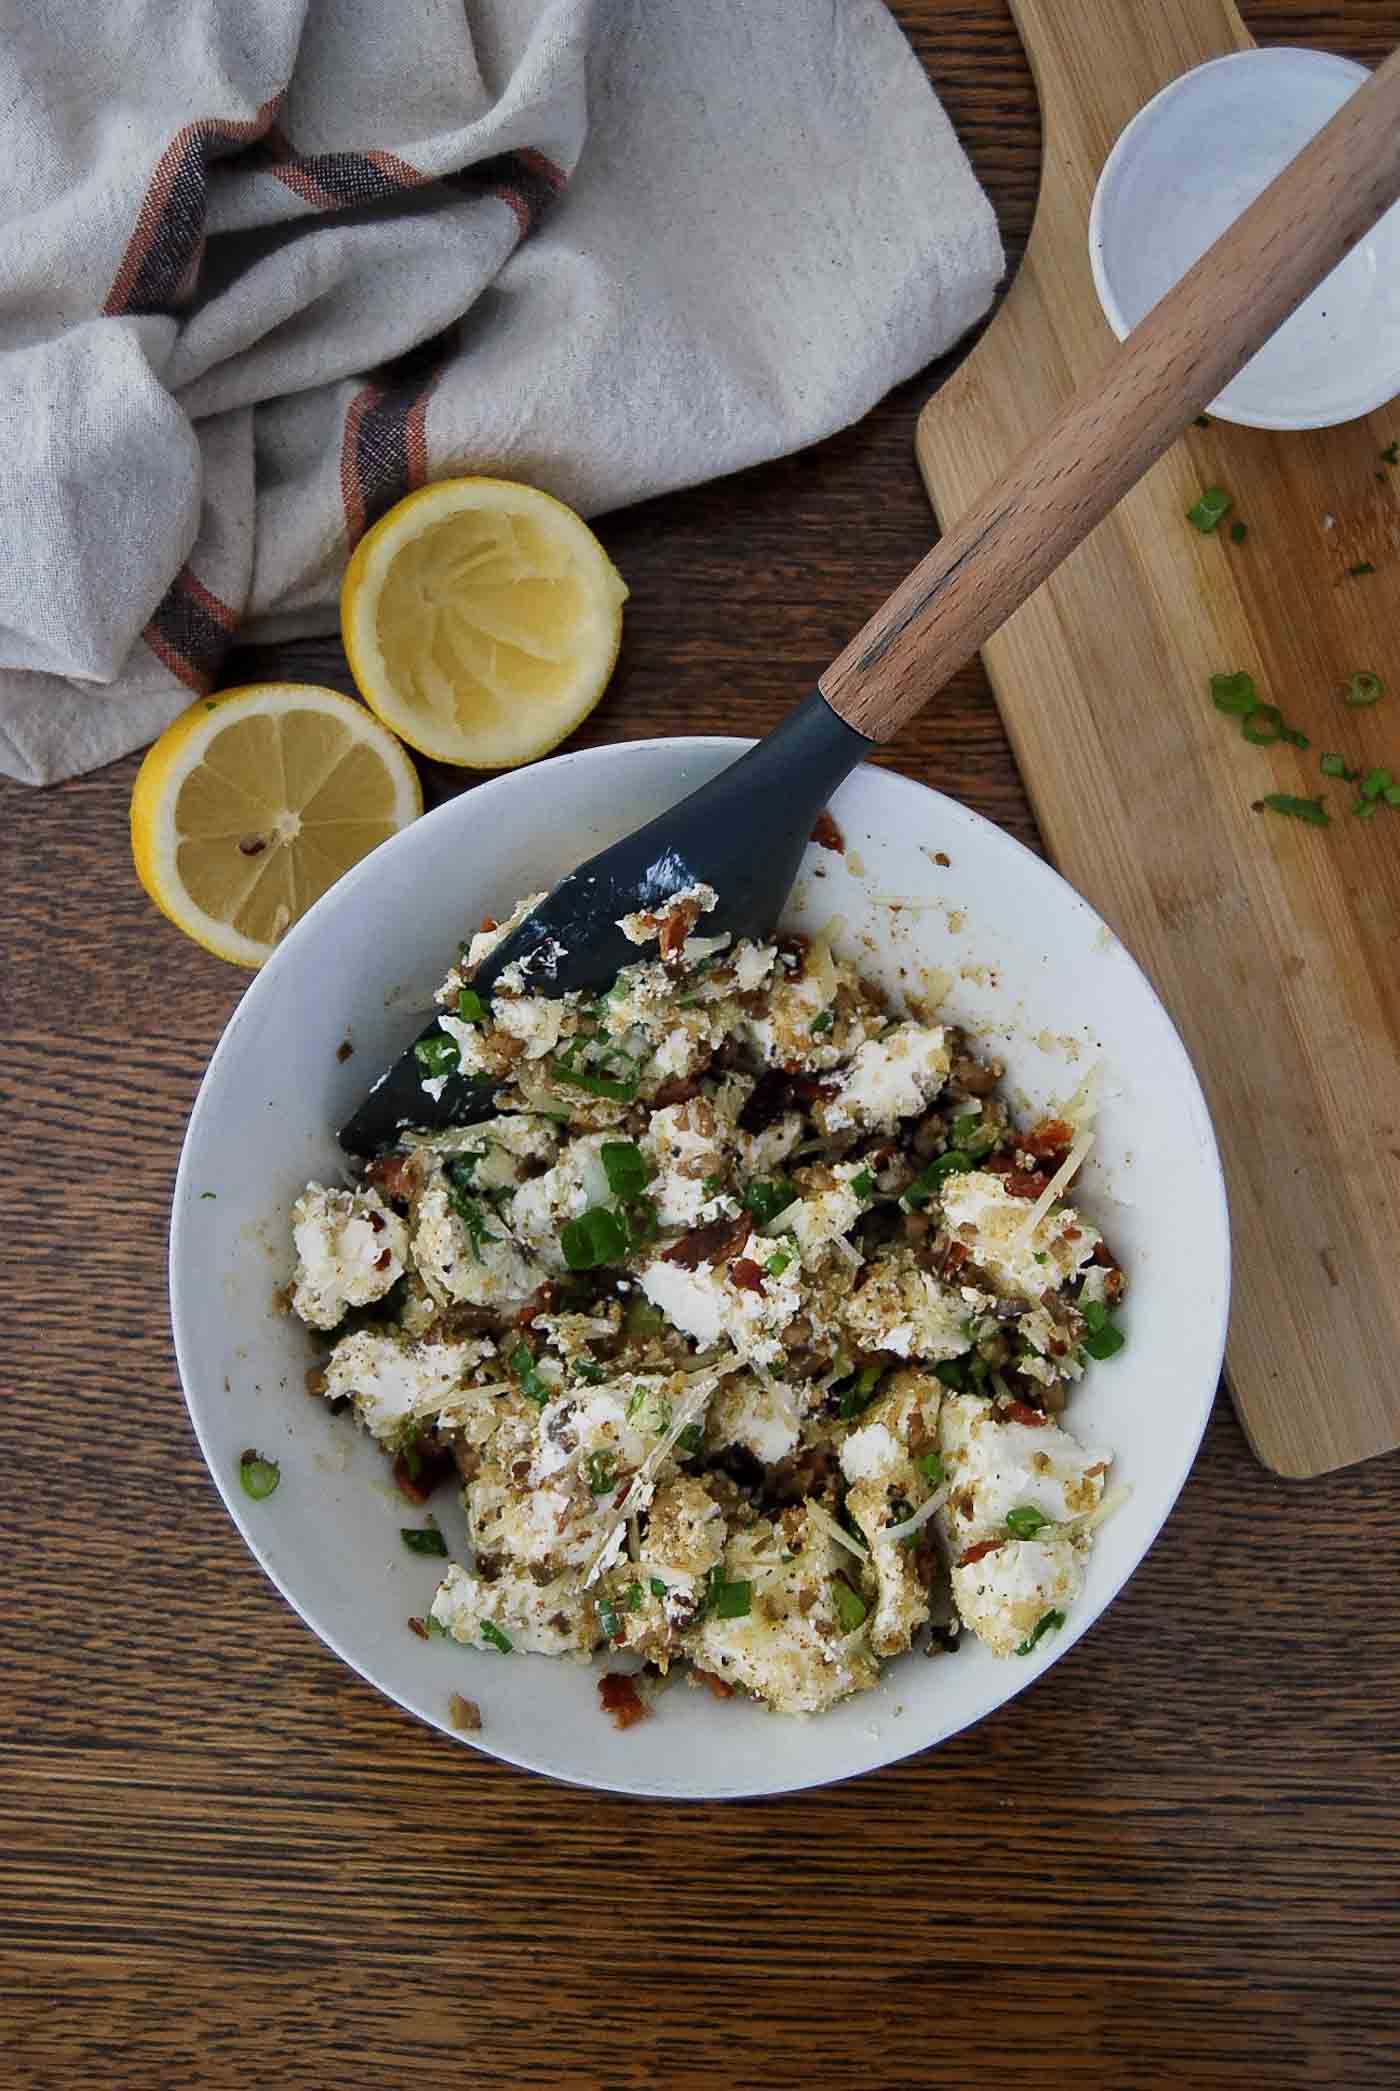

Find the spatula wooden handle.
xmin=819 ymin=43 xmax=1400 ymax=743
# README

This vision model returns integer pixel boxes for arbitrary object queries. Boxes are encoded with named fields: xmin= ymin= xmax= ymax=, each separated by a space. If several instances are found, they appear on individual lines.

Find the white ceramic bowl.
xmin=1090 ymin=47 xmax=1400 ymax=430
xmin=171 ymin=739 xmax=1229 ymax=1799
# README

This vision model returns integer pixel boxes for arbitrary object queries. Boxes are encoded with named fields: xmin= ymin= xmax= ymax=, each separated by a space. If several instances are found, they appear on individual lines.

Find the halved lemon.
xmin=340 ymin=477 xmax=628 ymax=768
xmin=130 ymin=683 xmax=422 ymax=967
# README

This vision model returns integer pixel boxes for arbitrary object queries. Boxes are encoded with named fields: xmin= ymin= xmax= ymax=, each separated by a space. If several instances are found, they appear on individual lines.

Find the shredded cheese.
xmin=880 ymin=1486 xmax=949 ymax=1546
xmin=806 ymin=1498 xmax=870 ymax=1563
xmin=1009 ymin=1124 xmax=1095 ymax=1248
xmin=583 ymin=1358 xmax=740 ymax=1586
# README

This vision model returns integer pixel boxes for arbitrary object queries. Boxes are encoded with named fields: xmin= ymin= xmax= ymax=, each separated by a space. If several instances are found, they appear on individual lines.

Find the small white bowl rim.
xmin=171 ymin=736 xmax=1231 ymax=1799
xmin=1088 ymin=46 xmax=1396 ymax=431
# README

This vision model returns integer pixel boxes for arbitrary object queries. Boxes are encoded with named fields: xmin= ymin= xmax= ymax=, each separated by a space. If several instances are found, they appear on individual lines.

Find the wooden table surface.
xmin=6 ymin=6 xmax=1398 ymax=2086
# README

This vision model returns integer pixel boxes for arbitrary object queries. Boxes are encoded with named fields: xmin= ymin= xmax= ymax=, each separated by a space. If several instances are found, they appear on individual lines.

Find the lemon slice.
xmin=340 ymin=477 xmax=628 ymax=768
xmin=130 ymin=683 xmax=422 ymax=967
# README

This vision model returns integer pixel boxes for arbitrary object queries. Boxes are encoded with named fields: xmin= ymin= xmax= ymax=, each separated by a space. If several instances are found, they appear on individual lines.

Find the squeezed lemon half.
xmin=340 ymin=477 xmax=627 ymax=768
xmin=130 ymin=682 xmax=422 ymax=967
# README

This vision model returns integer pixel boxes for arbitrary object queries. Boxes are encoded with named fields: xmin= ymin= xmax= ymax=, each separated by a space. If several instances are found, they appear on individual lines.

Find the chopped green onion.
xmin=1229 ymin=521 xmax=1248 ymax=544
xmin=902 ymin=1148 xmax=971 ymax=1210
xmin=239 ymin=1450 xmax=280 ymax=1501
xmin=649 ymin=1577 xmax=668 ymax=1600
xmin=1354 ymin=797 xmax=1380 ymax=820
xmin=626 ymin=1581 xmax=644 ymax=1611
xmin=1256 ymin=794 xmax=1331 ymax=828
xmin=559 ymin=1204 xmax=628 ymax=1270
xmin=624 ymin=1298 xmax=664 ymax=1340
xmin=851 ymin=1168 xmax=875 ymax=1199
xmin=1015 ymin=1609 xmax=1065 ymax=1657
xmin=1083 ymin=1321 xmax=1126 ymax=1360
xmin=1347 ymin=562 xmax=1376 ymax=577
xmin=765 ymin=1249 xmax=793 ymax=1277
xmin=810 ymin=1010 xmax=835 ymax=1035
xmin=401 ymin=1526 xmax=448 ymax=1557
xmin=933 ymin=1359 xmax=967 ymax=1391
xmin=585 ymin=1450 xmax=617 ymax=1495
xmin=830 ymin=1579 xmax=868 ymax=1632
xmin=916 ymin=1452 xmax=945 ymax=1485
xmin=709 ymin=1576 xmax=752 ymax=1620
xmin=962 ymin=1125 xmax=999 ymax=1160
xmin=676 ymin=1423 xmax=704 ymax=1457
xmin=456 ymin=987 xmax=487 ymax=1023
xmin=1081 ymin=1300 xmax=1109 ymax=1332
xmin=1241 ymin=703 xmax=1283 ymax=744
xmin=1280 ymin=726 xmax=1309 ymax=750
xmin=1187 ymin=487 xmax=1232 ymax=532
xmin=1344 ymin=671 xmax=1384 ymax=707
xmin=701 ymin=1173 xmax=725 ymax=1195
xmin=509 ymin=1341 xmax=552 ymax=1407
xmin=837 ymin=1362 xmax=884 ymax=1420
xmin=741 ymin=1178 xmax=797 ymax=1226
xmin=1360 ymin=766 xmax=1394 ymax=802
xmin=553 ymin=1064 xmax=638 ymax=1102
xmin=1385 ymin=785 xmax=1400 ymax=808
xmin=1209 ymin=672 xmax=1258 ymax=716
xmin=601 ymin=1141 xmax=649 ymax=1199
xmin=1194 ymin=415 xmax=1211 ymax=428
xmin=414 ymin=1032 xmax=458 ymax=1079
xmin=572 ymin=1357 xmax=606 ymax=1384
xmin=1320 ymin=753 xmax=1356 ymax=780
xmin=479 ymin=1619 xmax=513 ymax=1653
xmin=423 ymin=1611 xmax=450 ymax=1639
xmin=199 ymin=1190 xmax=217 ymax=1200
xmin=1005 ymin=1504 xmax=1052 ymax=1539
xmin=1383 ymin=441 xmax=1399 ymax=467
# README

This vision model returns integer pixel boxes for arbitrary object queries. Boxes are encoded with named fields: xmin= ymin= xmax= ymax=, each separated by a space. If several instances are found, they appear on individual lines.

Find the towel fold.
xmin=0 ymin=0 xmax=1001 ymax=785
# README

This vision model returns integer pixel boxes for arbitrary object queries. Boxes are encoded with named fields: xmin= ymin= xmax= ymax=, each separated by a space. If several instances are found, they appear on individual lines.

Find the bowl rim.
xmin=1088 ymin=46 xmax=1397 ymax=432
xmin=171 ymin=735 xmax=1231 ymax=1798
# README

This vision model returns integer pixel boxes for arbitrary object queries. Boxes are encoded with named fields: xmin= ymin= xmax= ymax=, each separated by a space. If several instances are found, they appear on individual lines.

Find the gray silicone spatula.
xmin=339 ymin=45 xmax=1400 ymax=1156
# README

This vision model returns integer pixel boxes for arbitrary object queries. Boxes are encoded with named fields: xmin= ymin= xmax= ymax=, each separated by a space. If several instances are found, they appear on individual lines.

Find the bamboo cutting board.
xmin=917 ymin=0 xmax=1400 ymax=1477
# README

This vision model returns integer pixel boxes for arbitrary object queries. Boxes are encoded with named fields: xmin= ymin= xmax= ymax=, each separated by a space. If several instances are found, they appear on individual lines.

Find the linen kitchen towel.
xmin=0 ymin=0 xmax=1002 ymax=784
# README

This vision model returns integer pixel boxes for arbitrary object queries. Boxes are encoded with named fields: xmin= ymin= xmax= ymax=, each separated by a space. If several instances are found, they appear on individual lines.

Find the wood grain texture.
xmin=832 ymin=39 xmax=1400 ymax=738
xmin=918 ymin=0 xmax=1400 ymax=1478
xmin=3 ymin=8 xmax=1399 ymax=2088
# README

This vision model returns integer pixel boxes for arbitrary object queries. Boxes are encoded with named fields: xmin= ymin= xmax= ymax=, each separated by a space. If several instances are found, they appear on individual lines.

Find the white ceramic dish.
xmin=171 ymin=739 xmax=1229 ymax=1799
xmin=1090 ymin=47 xmax=1400 ymax=430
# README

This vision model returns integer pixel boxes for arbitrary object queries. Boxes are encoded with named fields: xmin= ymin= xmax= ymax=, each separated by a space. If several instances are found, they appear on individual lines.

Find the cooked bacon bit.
xmin=738 ymin=1069 xmax=788 ymax=1132
xmin=657 ymin=895 xmax=705 ymax=963
xmin=598 ymin=1673 xmax=650 ymax=1729
xmin=736 ymin=1066 xmax=833 ymax=1133
xmin=933 ymin=851 xmax=951 ymax=868
xmin=393 ymin=1443 xmax=456 ymax=1502
xmin=480 ymin=915 xmax=498 ymax=933
xmin=950 ymin=1052 xmax=1000 ymax=1096
xmin=693 ymin=1667 xmax=736 ymax=1700
xmin=304 ymin=1366 xmax=327 ymax=1397
xmin=999 ymin=1399 xmax=1050 ymax=1429
xmin=449 ymin=1693 xmax=482 ymax=1732
xmin=516 ymin=1282 xmax=557 ymax=1327
xmin=368 ymin=1207 xmax=386 ymax=1233
xmin=408 ymin=1616 xmax=430 ymax=1640
xmin=958 ymin=1538 xmax=1004 ymax=1568
xmin=776 ymin=933 xmax=809 ymax=975
xmin=237 ymin=833 xmax=267 ymax=856
xmin=1004 ymin=1168 xmax=1051 ymax=1199
xmin=374 ymin=1247 xmax=393 ymax=1270
xmin=810 ymin=809 xmax=845 ymax=852
xmin=1091 ymin=1239 xmax=1118 ymax=1267
xmin=662 ymin=1211 xmax=752 ymax=1269
xmin=651 ymin=1075 xmax=703 ymax=1108
xmin=938 ymin=1240 xmax=969 ymax=1280
xmin=729 ymin=1257 xmax=766 ymax=1293
xmin=336 ymin=1038 xmax=354 ymax=1062
xmin=365 ymin=1152 xmax=414 ymax=1203
xmin=1025 ymin=1117 xmax=1074 ymax=1161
